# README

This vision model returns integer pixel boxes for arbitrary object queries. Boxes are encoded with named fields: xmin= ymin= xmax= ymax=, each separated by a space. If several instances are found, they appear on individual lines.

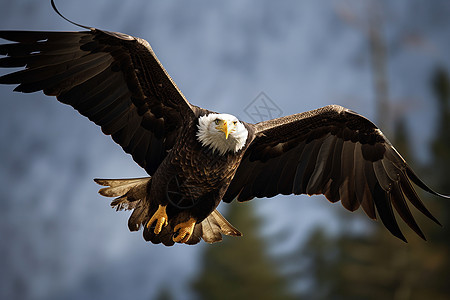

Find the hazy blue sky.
xmin=1 ymin=1 xmax=449 ymax=299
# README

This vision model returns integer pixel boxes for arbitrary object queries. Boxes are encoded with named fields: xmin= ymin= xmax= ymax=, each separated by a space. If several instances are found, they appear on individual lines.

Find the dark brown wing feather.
xmin=223 ymin=105 xmax=449 ymax=241
xmin=0 ymin=29 xmax=197 ymax=175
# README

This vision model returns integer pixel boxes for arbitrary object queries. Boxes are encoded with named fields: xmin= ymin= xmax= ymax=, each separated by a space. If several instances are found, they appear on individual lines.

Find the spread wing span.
xmin=224 ymin=105 xmax=449 ymax=241
xmin=0 ymin=29 xmax=196 ymax=175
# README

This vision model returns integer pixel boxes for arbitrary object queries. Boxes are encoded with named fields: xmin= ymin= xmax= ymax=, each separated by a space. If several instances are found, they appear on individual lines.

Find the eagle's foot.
xmin=146 ymin=205 xmax=168 ymax=234
xmin=173 ymin=217 xmax=196 ymax=243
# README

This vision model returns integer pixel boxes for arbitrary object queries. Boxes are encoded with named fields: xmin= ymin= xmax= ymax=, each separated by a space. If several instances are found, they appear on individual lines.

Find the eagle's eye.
xmin=233 ymin=121 xmax=237 ymax=125
xmin=214 ymin=119 xmax=220 ymax=125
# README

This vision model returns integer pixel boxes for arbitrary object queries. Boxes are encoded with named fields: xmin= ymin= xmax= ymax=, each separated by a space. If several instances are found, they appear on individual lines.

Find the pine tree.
xmin=154 ymin=285 xmax=173 ymax=300
xmin=430 ymin=67 xmax=450 ymax=233
xmin=191 ymin=201 xmax=293 ymax=300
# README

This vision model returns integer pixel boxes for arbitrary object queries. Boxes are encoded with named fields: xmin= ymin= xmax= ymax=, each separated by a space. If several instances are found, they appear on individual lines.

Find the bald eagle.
xmin=0 ymin=2 xmax=448 ymax=246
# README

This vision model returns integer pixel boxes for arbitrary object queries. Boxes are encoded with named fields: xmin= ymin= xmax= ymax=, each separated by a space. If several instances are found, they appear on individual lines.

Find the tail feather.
xmin=94 ymin=177 xmax=150 ymax=211
xmin=186 ymin=209 xmax=242 ymax=245
xmin=128 ymin=200 xmax=149 ymax=232
xmin=95 ymin=177 xmax=151 ymax=231
xmin=209 ymin=209 xmax=242 ymax=237
xmin=110 ymin=196 xmax=140 ymax=211
xmin=94 ymin=177 xmax=149 ymax=198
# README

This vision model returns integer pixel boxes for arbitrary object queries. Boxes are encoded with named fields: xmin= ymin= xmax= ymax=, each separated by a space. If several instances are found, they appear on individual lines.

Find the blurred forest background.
xmin=0 ymin=1 xmax=449 ymax=299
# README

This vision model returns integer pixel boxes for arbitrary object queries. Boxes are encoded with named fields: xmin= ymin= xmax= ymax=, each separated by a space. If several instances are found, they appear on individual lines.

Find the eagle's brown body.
xmin=131 ymin=116 xmax=255 ymax=245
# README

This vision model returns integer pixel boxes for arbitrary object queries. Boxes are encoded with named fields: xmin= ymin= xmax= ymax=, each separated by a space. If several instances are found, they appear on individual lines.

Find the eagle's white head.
xmin=196 ymin=113 xmax=248 ymax=155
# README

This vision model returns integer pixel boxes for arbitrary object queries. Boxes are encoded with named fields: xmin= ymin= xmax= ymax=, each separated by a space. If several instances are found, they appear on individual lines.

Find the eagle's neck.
xmin=196 ymin=114 xmax=248 ymax=156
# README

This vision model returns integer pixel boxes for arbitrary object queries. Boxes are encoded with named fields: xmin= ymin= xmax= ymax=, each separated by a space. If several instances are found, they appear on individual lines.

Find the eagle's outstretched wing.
xmin=0 ymin=29 xmax=197 ymax=175
xmin=223 ymin=105 xmax=449 ymax=241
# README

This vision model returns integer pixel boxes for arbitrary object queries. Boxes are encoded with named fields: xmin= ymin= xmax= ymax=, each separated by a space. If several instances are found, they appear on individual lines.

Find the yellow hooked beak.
xmin=217 ymin=120 xmax=232 ymax=139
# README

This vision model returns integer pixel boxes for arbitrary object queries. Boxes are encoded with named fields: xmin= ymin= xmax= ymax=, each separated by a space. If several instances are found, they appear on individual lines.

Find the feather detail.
xmin=94 ymin=177 xmax=151 ymax=231
xmin=186 ymin=209 xmax=242 ymax=245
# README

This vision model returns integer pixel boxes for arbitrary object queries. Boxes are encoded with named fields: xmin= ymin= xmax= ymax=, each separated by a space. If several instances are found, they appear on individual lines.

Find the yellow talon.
xmin=173 ymin=217 xmax=196 ymax=243
xmin=146 ymin=205 xmax=168 ymax=234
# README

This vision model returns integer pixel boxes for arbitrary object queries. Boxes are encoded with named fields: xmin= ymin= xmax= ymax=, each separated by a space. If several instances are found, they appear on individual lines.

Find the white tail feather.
xmin=94 ymin=177 xmax=150 ymax=211
xmin=187 ymin=209 xmax=242 ymax=244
